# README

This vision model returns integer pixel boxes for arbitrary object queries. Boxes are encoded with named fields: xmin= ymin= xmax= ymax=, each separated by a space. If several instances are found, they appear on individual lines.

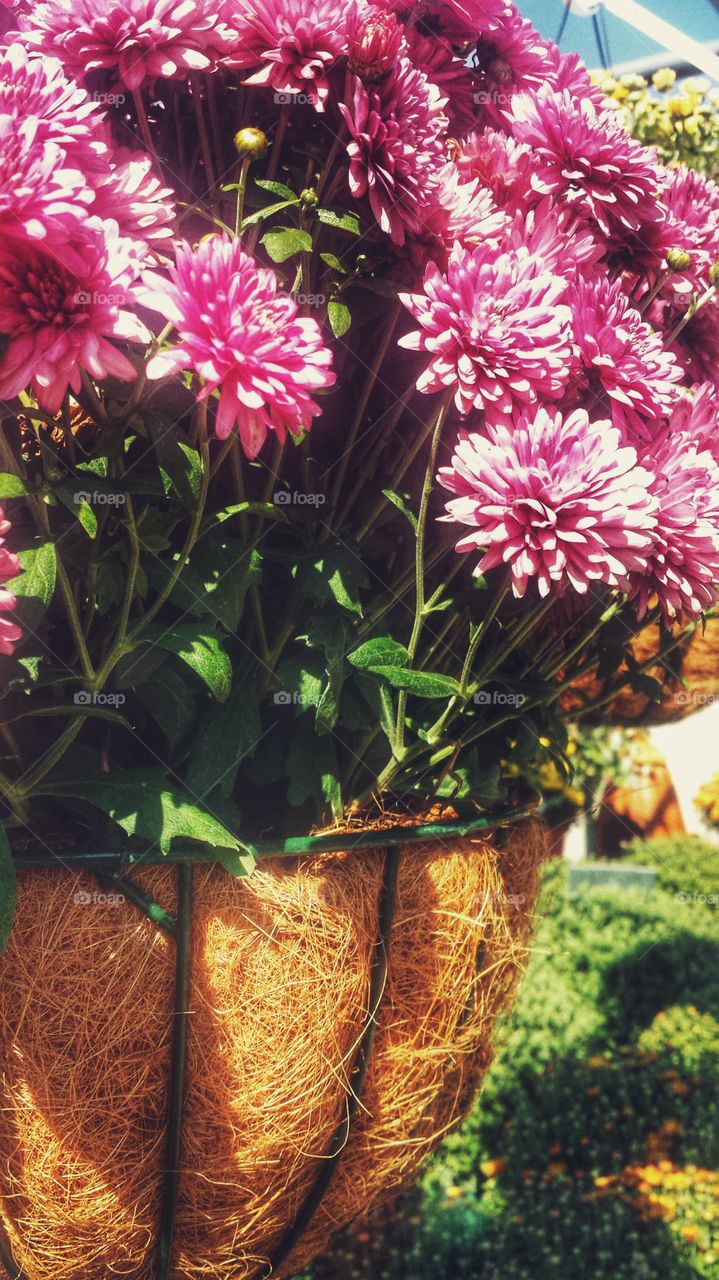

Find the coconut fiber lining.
xmin=0 ymin=818 xmax=546 ymax=1280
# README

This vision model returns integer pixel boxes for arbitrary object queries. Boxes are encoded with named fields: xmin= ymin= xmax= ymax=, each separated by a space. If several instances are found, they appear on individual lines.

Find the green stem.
xmin=235 ymin=155 xmax=251 ymax=238
xmin=393 ymin=393 xmax=452 ymax=760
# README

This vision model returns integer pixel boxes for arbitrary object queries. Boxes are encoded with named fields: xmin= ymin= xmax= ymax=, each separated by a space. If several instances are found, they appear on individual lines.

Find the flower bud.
xmin=233 ymin=128 xmax=268 ymax=160
xmin=710 ymin=261 xmax=719 ymax=287
xmin=300 ymin=187 xmax=319 ymax=208
xmin=665 ymin=248 xmax=692 ymax=272
xmin=347 ymin=6 xmax=402 ymax=83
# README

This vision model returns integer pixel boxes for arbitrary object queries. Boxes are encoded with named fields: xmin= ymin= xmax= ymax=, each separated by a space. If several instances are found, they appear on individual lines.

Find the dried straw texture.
xmin=562 ymin=616 xmax=719 ymax=726
xmin=0 ymin=820 xmax=546 ymax=1280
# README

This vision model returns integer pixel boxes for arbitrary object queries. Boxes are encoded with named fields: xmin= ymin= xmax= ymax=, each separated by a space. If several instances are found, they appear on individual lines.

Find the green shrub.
xmin=621 ymin=835 xmax=719 ymax=904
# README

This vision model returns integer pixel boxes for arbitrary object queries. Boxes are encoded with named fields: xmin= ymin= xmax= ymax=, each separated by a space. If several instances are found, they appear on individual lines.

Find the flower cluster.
xmin=0 ymin=0 xmax=718 ymax=637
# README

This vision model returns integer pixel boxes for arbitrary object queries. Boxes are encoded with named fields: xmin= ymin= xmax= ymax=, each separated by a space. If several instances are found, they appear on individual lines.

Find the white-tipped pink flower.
xmin=629 ymin=430 xmax=719 ymax=624
xmin=399 ymin=241 xmax=572 ymax=418
xmin=223 ymin=0 xmax=347 ymax=110
xmin=0 ymin=224 xmax=149 ymax=413
xmin=141 ymin=235 xmax=336 ymax=457
xmin=438 ymin=407 xmax=657 ymax=599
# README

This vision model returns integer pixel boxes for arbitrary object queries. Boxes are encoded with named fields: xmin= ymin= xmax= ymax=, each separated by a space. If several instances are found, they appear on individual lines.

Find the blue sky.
xmin=516 ymin=0 xmax=719 ymax=71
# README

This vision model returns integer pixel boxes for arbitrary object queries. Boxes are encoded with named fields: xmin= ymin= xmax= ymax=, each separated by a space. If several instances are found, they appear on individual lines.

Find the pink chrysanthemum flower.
xmin=0 ymin=42 xmax=109 ymax=172
xmin=223 ymin=0 xmax=347 ymax=110
xmin=422 ymin=162 xmax=509 ymax=261
xmin=91 ymin=148 xmax=176 ymax=254
xmin=0 ymin=225 xmax=149 ymax=413
xmin=671 ymin=383 xmax=719 ymax=460
xmin=422 ymin=0 xmax=505 ymax=43
xmin=438 ymin=408 xmax=657 ymax=598
xmin=541 ymin=42 xmax=607 ymax=110
xmin=510 ymin=86 xmax=663 ymax=244
xmin=471 ymin=7 xmax=552 ymax=127
xmin=0 ymin=114 xmax=94 ymax=255
xmin=341 ymin=56 xmax=447 ymax=244
xmin=18 ymin=0 xmax=225 ymax=91
xmin=456 ymin=128 xmax=540 ymax=218
xmin=568 ymin=276 xmax=683 ymax=441
xmin=347 ymin=3 xmax=402 ymax=82
xmin=629 ymin=430 xmax=719 ymax=623
xmin=398 ymin=240 xmax=571 ymax=418
xmin=0 ymin=508 xmax=22 ymax=657
xmin=661 ymin=165 xmax=719 ymax=299
xmin=140 ymin=235 xmax=336 ymax=457
xmin=506 ymin=199 xmax=602 ymax=276
xmin=405 ymin=29 xmax=478 ymax=135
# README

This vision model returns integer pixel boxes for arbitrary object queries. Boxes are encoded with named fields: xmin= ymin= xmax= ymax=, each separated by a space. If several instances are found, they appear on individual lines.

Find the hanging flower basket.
xmin=0 ymin=810 xmax=545 ymax=1280
xmin=562 ymin=616 xmax=719 ymax=727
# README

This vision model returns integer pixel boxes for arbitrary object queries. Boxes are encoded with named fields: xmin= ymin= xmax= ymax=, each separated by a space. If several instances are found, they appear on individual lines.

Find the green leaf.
xmin=0 ymin=474 xmax=29 ymax=499
xmin=382 ymin=489 xmax=418 ymax=531
xmin=293 ymin=545 xmax=368 ymax=616
xmin=276 ymin=651 xmax=325 ymax=715
xmin=320 ymin=252 xmax=347 ymax=274
xmin=55 ymin=483 xmax=98 ymax=538
xmin=154 ymin=435 xmax=202 ymax=509
xmin=261 ymin=226 xmax=313 ymax=263
xmin=327 ymin=298 xmax=352 ymax=338
xmin=301 ymin=614 xmax=347 ymax=733
xmin=254 ymin=179 xmax=297 ymax=198
xmin=370 ymin=668 xmax=461 ymax=698
xmin=316 ymin=208 xmax=361 ymax=234
xmin=138 ymin=660 xmax=203 ymax=750
xmin=348 ymin=637 xmax=410 ymax=671
xmin=11 ymin=701 xmax=130 ymax=726
xmin=187 ymin=660 xmax=262 ymax=800
xmin=241 ymin=197 xmax=300 ymax=228
xmin=7 ymin=541 xmax=57 ymax=635
xmin=34 ymin=768 xmax=254 ymax=874
xmin=0 ymin=820 xmax=17 ymax=952
xmin=146 ymin=541 xmax=261 ymax=633
xmin=200 ymin=501 xmax=285 ymax=535
xmin=285 ymin=720 xmax=342 ymax=820
xmin=140 ymin=625 xmax=232 ymax=701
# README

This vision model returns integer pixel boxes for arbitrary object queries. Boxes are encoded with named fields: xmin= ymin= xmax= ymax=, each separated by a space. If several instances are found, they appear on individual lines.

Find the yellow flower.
xmin=653 ymin=68 xmax=677 ymax=92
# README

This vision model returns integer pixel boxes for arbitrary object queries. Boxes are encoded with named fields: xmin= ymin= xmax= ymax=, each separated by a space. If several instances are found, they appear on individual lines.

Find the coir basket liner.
xmin=0 ymin=817 xmax=545 ymax=1280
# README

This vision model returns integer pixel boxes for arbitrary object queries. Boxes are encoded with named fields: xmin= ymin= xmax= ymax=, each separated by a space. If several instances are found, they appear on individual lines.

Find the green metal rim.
xmin=11 ymin=802 xmax=539 ymax=872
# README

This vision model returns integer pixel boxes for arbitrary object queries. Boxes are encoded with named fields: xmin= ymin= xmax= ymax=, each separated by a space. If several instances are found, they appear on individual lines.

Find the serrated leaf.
xmin=34 ymin=768 xmax=254 ymax=874
xmin=7 ymin=541 xmax=57 ymax=635
xmin=348 ymin=637 xmax=410 ymax=670
xmin=0 ymin=474 xmax=29 ymax=499
xmin=140 ymin=625 xmax=232 ymax=701
xmin=262 ymin=226 xmax=313 ymax=263
xmin=328 ymin=298 xmax=351 ymax=338
xmin=316 ymin=208 xmax=361 ymax=234
xmin=0 ymin=820 xmax=17 ymax=952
